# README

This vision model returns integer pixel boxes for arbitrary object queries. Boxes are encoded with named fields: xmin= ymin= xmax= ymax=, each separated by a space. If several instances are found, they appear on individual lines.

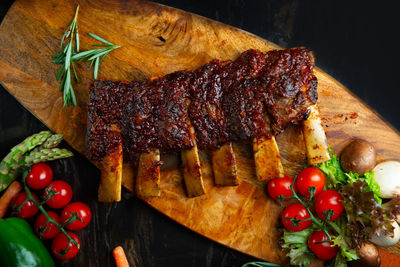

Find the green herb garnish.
xmin=53 ymin=5 xmax=80 ymax=106
xmin=52 ymin=6 xmax=121 ymax=106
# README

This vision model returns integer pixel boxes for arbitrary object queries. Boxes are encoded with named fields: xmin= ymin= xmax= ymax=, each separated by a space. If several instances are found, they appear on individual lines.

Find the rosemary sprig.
xmin=53 ymin=6 xmax=80 ymax=107
xmin=72 ymin=33 xmax=120 ymax=79
xmin=52 ymin=6 xmax=121 ymax=106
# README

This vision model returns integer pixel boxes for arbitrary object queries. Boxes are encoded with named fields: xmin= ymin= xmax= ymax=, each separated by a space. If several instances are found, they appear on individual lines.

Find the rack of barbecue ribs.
xmin=86 ymin=47 xmax=330 ymax=202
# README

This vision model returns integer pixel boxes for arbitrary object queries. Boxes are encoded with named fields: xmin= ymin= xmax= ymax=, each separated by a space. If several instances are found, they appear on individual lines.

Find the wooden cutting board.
xmin=1 ymin=0 xmax=400 ymax=264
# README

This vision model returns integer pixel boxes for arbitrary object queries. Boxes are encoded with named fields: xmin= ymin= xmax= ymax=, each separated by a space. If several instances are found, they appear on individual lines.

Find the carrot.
xmin=112 ymin=246 xmax=129 ymax=267
xmin=0 ymin=181 xmax=23 ymax=218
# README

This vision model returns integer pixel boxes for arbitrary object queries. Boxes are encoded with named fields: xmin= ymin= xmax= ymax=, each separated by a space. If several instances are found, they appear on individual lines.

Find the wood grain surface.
xmin=1 ymin=0 xmax=400 ymax=264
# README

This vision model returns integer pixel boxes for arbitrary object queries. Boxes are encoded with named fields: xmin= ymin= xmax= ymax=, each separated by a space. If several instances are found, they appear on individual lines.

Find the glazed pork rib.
xmin=86 ymin=47 xmax=319 ymax=201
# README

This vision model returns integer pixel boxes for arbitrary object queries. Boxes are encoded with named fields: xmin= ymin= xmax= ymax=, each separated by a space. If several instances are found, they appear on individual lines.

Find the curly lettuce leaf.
xmin=325 ymin=218 xmax=359 ymax=266
xmin=331 ymin=235 xmax=358 ymax=262
xmin=282 ymin=228 xmax=314 ymax=267
xmin=363 ymin=171 xmax=382 ymax=204
xmin=341 ymin=180 xmax=400 ymax=246
xmin=345 ymin=171 xmax=382 ymax=204
xmin=319 ymin=148 xmax=346 ymax=185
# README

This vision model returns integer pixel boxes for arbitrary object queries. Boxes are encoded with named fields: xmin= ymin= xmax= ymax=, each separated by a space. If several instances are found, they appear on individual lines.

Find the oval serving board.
xmin=1 ymin=0 xmax=400 ymax=264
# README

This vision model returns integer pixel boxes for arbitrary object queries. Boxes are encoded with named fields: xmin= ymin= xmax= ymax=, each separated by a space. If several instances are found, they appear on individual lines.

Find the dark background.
xmin=1 ymin=1 xmax=399 ymax=266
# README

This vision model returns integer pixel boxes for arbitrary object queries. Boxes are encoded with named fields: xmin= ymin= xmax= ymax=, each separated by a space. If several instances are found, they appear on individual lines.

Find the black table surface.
xmin=1 ymin=1 xmax=399 ymax=266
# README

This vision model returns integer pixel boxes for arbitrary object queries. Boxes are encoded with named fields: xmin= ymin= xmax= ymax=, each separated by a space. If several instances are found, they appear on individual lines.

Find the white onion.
xmin=372 ymin=161 xmax=400 ymax=199
xmin=370 ymin=220 xmax=400 ymax=247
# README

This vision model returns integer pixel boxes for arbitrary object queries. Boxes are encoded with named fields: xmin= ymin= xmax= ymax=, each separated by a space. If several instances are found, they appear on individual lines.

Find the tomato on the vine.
xmin=281 ymin=203 xmax=311 ymax=232
xmin=43 ymin=180 xmax=73 ymax=209
xmin=314 ymin=189 xmax=344 ymax=221
xmin=11 ymin=192 xmax=39 ymax=218
xmin=61 ymin=202 xmax=92 ymax=231
xmin=34 ymin=211 xmax=61 ymax=239
xmin=26 ymin=162 xmax=53 ymax=190
xmin=308 ymin=231 xmax=338 ymax=260
xmin=296 ymin=167 xmax=325 ymax=198
xmin=267 ymin=175 xmax=297 ymax=201
xmin=51 ymin=231 xmax=80 ymax=260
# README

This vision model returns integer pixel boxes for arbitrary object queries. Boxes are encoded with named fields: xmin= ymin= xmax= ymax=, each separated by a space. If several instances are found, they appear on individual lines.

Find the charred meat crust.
xmin=86 ymin=47 xmax=317 ymax=161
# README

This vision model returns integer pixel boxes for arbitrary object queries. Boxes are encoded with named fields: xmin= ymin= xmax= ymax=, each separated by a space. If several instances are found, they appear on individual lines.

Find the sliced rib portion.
xmin=187 ymin=60 xmax=239 ymax=187
xmin=302 ymin=105 xmax=330 ymax=165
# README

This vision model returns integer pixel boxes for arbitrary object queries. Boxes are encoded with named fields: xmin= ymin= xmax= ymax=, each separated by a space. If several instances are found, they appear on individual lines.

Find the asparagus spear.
xmin=38 ymin=134 xmax=64 ymax=149
xmin=1 ymin=131 xmax=52 ymax=170
xmin=0 ymin=131 xmax=72 ymax=191
xmin=22 ymin=148 xmax=73 ymax=165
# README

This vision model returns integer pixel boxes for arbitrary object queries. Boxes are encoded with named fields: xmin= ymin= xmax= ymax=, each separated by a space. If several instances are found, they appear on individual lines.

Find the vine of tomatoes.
xmin=267 ymin=167 xmax=344 ymax=261
xmin=11 ymin=162 xmax=91 ymax=261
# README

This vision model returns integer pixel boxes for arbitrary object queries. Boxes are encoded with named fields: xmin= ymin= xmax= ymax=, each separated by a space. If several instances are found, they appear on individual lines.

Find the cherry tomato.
xmin=267 ymin=175 xmax=297 ymax=201
xmin=51 ymin=231 xmax=80 ymax=260
xmin=11 ymin=192 xmax=39 ymax=218
xmin=281 ymin=203 xmax=312 ymax=232
xmin=61 ymin=202 xmax=92 ymax=231
xmin=296 ymin=167 xmax=325 ymax=198
xmin=314 ymin=190 xmax=344 ymax=221
xmin=308 ymin=231 xmax=338 ymax=261
xmin=43 ymin=180 xmax=72 ymax=209
xmin=26 ymin=162 xmax=53 ymax=190
xmin=34 ymin=211 xmax=61 ymax=239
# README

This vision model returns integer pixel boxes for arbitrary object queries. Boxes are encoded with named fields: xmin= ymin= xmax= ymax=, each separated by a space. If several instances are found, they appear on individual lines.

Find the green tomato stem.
xmin=289 ymin=176 xmax=332 ymax=240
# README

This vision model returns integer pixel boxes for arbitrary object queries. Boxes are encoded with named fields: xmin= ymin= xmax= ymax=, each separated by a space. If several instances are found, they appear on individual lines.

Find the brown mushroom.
xmin=340 ymin=139 xmax=376 ymax=175
xmin=348 ymin=242 xmax=381 ymax=267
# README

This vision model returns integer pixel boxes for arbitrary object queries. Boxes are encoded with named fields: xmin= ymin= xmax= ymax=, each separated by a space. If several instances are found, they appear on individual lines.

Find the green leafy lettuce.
xmin=282 ymin=228 xmax=314 ymax=267
xmin=319 ymin=149 xmax=346 ymax=185
xmin=282 ymin=221 xmax=358 ymax=267
xmin=328 ymin=218 xmax=358 ymax=266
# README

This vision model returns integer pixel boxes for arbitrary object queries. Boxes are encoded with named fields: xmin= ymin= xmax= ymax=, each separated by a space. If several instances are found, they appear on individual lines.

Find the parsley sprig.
xmin=52 ymin=6 xmax=121 ymax=106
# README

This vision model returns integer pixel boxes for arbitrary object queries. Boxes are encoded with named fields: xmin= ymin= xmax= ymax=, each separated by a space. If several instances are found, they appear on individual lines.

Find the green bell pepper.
xmin=0 ymin=217 xmax=54 ymax=267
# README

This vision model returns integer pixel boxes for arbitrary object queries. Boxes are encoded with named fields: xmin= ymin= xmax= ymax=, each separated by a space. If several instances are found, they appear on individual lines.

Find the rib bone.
xmin=98 ymin=124 xmax=122 ymax=202
xmin=211 ymin=142 xmax=239 ymax=186
xmin=136 ymin=149 xmax=161 ymax=197
xmin=253 ymin=136 xmax=284 ymax=182
xmin=181 ymin=121 xmax=205 ymax=197
xmin=302 ymin=105 xmax=330 ymax=165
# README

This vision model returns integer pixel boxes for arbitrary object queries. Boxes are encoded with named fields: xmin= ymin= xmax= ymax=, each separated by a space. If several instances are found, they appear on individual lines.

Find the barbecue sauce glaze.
xmin=87 ymin=48 xmax=317 ymax=160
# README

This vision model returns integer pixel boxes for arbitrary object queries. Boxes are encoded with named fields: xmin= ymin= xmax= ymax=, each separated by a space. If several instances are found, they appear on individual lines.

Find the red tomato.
xmin=34 ymin=211 xmax=61 ymax=239
xmin=314 ymin=190 xmax=344 ymax=221
xmin=11 ymin=192 xmax=39 ymax=218
xmin=296 ymin=167 xmax=325 ymax=198
xmin=61 ymin=202 xmax=92 ymax=231
xmin=43 ymin=180 xmax=72 ymax=209
xmin=51 ymin=231 xmax=80 ymax=260
xmin=267 ymin=175 xmax=297 ymax=201
xmin=281 ymin=203 xmax=312 ymax=232
xmin=308 ymin=231 xmax=338 ymax=261
xmin=26 ymin=162 xmax=53 ymax=190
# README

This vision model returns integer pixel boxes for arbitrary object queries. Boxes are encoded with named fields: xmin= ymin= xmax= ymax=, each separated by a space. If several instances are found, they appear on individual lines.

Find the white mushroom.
xmin=370 ymin=220 xmax=400 ymax=247
xmin=372 ymin=161 xmax=400 ymax=199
